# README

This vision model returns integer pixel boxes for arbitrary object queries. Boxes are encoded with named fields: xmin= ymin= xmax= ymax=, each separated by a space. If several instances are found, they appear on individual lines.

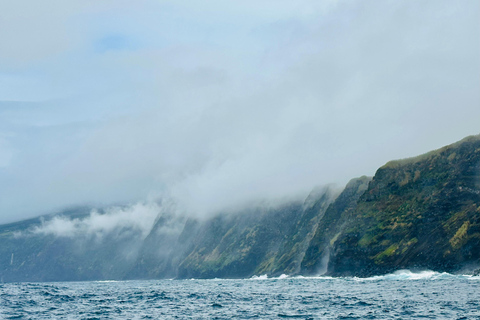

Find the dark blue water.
xmin=1 ymin=271 xmax=479 ymax=319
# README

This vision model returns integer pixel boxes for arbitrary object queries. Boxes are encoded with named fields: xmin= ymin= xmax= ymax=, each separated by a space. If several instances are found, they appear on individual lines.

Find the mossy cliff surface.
xmin=127 ymin=185 xmax=339 ymax=279
xmin=175 ymin=186 xmax=338 ymax=279
xmin=301 ymin=176 xmax=371 ymax=275
xmin=319 ymin=135 xmax=480 ymax=276
xmin=0 ymin=134 xmax=479 ymax=281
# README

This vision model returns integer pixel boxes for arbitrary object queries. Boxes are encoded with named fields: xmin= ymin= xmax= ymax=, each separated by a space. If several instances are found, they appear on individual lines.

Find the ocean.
xmin=1 ymin=270 xmax=479 ymax=319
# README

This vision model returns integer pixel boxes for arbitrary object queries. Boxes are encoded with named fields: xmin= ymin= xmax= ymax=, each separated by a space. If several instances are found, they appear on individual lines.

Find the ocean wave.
xmin=292 ymin=275 xmax=336 ymax=280
xmin=351 ymin=269 xmax=472 ymax=281
xmin=248 ymin=274 xmax=337 ymax=281
xmin=245 ymin=269 xmax=480 ymax=281
xmin=191 ymin=270 xmax=480 ymax=282
xmin=4 ymin=276 xmax=479 ymax=319
xmin=249 ymin=274 xmax=304 ymax=280
xmin=249 ymin=274 xmax=269 ymax=280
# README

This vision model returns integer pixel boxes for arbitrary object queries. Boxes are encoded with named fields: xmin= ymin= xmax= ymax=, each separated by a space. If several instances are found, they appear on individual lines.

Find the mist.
xmin=30 ymin=202 xmax=161 ymax=239
xmin=0 ymin=0 xmax=479 ymax=223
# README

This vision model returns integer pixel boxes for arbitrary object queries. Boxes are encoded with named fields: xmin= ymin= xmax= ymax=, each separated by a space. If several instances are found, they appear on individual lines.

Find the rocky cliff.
xmin=126 ymin=185 xmax=338 ymax=279
xmin=319 ymin=134 xmax=480 ymax=276
xmin=301 ymin=176 xmax=371 ymax=275
xmin=0 ymin=207 xmax=144 ymax=282
xmin=0 ymin=134 xmax=479 ymax=282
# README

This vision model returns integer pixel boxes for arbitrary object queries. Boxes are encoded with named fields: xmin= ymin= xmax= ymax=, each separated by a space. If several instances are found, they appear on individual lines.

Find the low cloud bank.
xmin=0 ymin=0 xmax=479 ymax=223
xmin=31 ymin=202 xmax=161 ymax=239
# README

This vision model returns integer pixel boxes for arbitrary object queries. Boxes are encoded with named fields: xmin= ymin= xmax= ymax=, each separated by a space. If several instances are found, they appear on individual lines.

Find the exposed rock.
xmin=324 ymin=134 xmax=480 ymax=276
xmin=0 ymin=134 xmax=479 ymax=281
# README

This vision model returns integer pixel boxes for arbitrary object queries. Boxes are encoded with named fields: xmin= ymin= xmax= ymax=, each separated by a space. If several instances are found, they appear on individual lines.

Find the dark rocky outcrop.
xmin=301 ymin=176 xmax=371 ymax=275
xmin=318 ymin=134 xmax=480 ymax=276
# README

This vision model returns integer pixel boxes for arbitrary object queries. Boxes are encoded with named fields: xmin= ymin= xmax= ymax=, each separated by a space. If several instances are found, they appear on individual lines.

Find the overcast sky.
xmin=0 ymin=0 xmax=479 ymax=224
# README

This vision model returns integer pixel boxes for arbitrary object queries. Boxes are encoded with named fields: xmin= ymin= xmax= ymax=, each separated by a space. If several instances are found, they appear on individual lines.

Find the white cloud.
xmin=32 ymin=202 xmax=161 ymax=238
xmin=0 ymin=0 xmax=479 ymax=223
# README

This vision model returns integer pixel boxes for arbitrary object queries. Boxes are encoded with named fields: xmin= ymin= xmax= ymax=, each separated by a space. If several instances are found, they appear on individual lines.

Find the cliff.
xmin=0 ymin=134 xmax=479 ymax=282
xmin=320 ymin=134 xmax=480 ymax=276
xmin=127 ymin=185 xmax=338 ymax=279
xmin=176 ymin=186 xmax=338 ymax=279
xmin=301 ymin=176 xmax=371 ymax=274
xmin=0 ymin=207 xmax=144 ymax=282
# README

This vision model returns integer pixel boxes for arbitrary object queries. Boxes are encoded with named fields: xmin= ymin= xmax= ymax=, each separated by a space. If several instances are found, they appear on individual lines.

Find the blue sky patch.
xmin=94 ymin=34 xmax=138 ymax=53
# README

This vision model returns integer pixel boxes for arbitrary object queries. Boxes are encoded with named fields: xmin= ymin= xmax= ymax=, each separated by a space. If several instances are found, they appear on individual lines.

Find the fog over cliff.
xmin=0 ymin=0 xmax=479 ymax=223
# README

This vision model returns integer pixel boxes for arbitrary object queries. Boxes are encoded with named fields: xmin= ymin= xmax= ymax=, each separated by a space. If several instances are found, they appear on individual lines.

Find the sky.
xmin=0 ymin=0 xmax=479 ymax=224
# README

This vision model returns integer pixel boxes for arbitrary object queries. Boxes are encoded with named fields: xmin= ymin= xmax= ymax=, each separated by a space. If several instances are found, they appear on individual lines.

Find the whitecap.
xmin=352 ymin=269 xmax=459 ymax=281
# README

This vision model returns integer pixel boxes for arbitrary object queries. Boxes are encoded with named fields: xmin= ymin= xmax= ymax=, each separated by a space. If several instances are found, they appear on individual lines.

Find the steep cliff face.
xmin=263 ymin=186 xmax=339 ymax=276
xmin=176 ymin=186 xmax=338 ymax=278
xmin=0 ymin=207 xmax=145 ymax=282
xmin=301 ymin=176 xmax=371 ymax=275
xmin=324 ymin=135 xmax=480 ymax=276
xmin=0 ymin=187 xmax=338 ymax=281
xmin=177 ymin=205 xmax=303 ymax=279
xmin=124 ymin=213 xmax=191 ymax=279
xmin=1 ymin=134 xmax=479 ymax=282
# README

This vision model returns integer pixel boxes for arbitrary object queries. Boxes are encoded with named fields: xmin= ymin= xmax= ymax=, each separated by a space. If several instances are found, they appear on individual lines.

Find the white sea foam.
xmin=289 ymin=275 xmax=335 ymax=280
xmin=241 ymin=270 xmax=478 ymax=281
xmin=264 ymin=270 xmax=476 ymax=281
xmin=248 ymin=274 xmax=337 ymax=281
xmin=351 ymin=270 xmax=466 ymax=281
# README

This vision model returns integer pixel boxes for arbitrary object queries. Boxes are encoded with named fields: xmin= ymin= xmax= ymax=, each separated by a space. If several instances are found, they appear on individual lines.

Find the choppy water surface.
xmin=1 ymin=271 xmax=479 ymax=319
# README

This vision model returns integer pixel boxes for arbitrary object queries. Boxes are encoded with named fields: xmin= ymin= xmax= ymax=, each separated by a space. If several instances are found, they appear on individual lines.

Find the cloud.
xmin=0 ymin=0 xmax=479 ymax=223
xmin=31 ymin=202 xmax=161 ymax=238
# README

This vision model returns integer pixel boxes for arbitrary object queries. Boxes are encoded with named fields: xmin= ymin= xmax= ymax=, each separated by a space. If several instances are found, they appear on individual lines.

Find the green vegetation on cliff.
xmin=301 ymin=176 xmax=371 ymax=274
xmin=176 ymin=186 xmax=338 ymax=278
xmin=322 ymin=135 xmax=480 ymax=276
xmin=0 ymin=134 xmax=479 ymax=281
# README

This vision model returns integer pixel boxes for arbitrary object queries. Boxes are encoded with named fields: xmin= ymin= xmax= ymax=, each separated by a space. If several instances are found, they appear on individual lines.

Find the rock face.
xmin=320 ymin=135 xmax=480 ymax=276
xmin=0 ymin=207 xmax=145 ymax=282
xmin=175 ymin=185 xmax=338 ymax=279
xmin=127 ymin=185 xmax=339 ymax=279
xmin=0 ymin=134 xmax=479 ymax=282
xmin=301 ymin=176 xmax=371 ymax=275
